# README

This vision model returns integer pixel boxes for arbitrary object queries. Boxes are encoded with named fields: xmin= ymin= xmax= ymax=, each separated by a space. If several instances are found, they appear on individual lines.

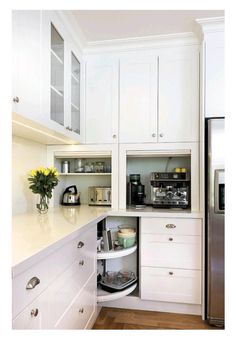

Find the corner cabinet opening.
xmin=97 ymin=216 xmax=139 ymax=303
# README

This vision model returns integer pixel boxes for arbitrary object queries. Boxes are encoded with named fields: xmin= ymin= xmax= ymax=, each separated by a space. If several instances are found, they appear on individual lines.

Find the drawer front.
xmin=12 ymin=224 xmax=96 ymax=319
xmin=141 ymin=217 xmax=201 ymax=236
xmin=141 ymin=267 xmax=201 ymax=304
xmin=12 ymin=297 xmax=42 ymax=329
xmin=141 ymin=233 xmax=201 ymax=269
xmin=55 ymin=273 xmax=96 ymax=329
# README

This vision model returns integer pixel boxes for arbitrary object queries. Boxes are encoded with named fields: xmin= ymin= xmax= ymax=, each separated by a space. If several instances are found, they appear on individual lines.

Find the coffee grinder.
xmin=127 ymin=174 xmax=146 ymax=208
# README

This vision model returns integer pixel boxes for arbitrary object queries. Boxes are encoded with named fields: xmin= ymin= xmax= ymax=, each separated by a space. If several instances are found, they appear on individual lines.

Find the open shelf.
xmin=97 ymin=283 xmax=137 ymax=303
xmin=59 ymin=172 xmax=111 ymax=176
xmin=97 ymin=245 xmax=137 ymax=260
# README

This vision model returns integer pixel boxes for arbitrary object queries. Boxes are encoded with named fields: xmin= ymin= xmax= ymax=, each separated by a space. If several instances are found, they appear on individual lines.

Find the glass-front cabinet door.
xmin=70 ymin=52 xmax=80 ymax=134
xmin=50 ymin=23 xmax=64 ymax=126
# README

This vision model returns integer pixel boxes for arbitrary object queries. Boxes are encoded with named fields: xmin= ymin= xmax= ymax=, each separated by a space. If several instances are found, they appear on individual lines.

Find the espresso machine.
xmin=150 ymin=172 xmax=191 ymax=209
xmin=127 ymin=174 xmax=146 ymax=208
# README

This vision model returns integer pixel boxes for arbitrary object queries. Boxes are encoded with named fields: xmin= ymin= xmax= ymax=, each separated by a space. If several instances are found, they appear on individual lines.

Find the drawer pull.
xmin=26 ymin=276 xmax=40 ymax=290
xmin=77 ymin=241 xmax=84 ymax=249
xmin=79 ymin=308 xmax=84 ymax=314
xmin=168 ymin=237 xmax=173 ymax=241
xmin=169 ymin=271 xmax=174 ymax=276
xmin=165 ymin=224 xmax=176 ymax=229
xmin=79 ymin=260 xmax=84 ymax=266
xmin=30 ymin=308 xmax=39 ymax=317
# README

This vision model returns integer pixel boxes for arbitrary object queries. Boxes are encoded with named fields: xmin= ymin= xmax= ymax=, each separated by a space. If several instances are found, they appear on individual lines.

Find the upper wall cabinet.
xmin=158 ymin=47 xmax=199 ymax=143
xmin=85 ymin=46 xmax=199 ymax=145
xmin=85 ymin=56 xmax=119 ymax=144
xmin=12 ymin=11 xmax=42 ymax=121
xmin=119 ymin=53 xmax=158 ymax=143
xmin=12 ymin=10 xmax=83 ymax=144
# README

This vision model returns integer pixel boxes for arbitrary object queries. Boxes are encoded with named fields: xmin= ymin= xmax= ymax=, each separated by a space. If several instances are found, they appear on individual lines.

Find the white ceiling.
xmin=73 ymin=10 xmax=224 ymax=42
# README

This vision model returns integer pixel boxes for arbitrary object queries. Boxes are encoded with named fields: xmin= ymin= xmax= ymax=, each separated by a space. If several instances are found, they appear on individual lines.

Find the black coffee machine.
xmin=127 ymin=174 xmax=146 ymax=208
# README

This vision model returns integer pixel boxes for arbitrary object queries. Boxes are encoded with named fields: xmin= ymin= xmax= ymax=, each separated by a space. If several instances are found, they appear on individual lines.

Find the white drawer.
xmin=12 ymin=225 xmax=96 ymax=319
xmin=141 ymin=267 xmax=201 ymax=304
xmin=12 ymin=297 xmax=42 ymax=329
xmin=141 ymin=233 xmax=201 ymax=269
xmin=55 ymin=273 xmax=96 ymax=329
xmin=141 ymin=217 xmax=201 ymax=236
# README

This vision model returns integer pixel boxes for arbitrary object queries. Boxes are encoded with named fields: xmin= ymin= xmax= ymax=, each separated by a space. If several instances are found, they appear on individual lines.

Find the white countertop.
xmin=12 ymin=205 xmax=110 ymax=269
xmin=12 ymin=205 xmax=202 ymax=272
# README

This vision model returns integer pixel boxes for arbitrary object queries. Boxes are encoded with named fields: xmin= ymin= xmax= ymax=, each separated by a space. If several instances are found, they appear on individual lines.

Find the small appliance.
xmin=61 ymin=185 xmax=81 ymax=206
xmin=88 ymin=186 xmax=112 ymax=206
xmin=127 ymin=174 xmax=146 ymax=208
xmin=150 ymin=172 xmax=190 ymax=208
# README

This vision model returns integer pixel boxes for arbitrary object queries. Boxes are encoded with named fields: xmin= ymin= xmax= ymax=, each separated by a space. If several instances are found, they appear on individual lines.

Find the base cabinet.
xmin=140 ymin=217 xmax=202 ymax=305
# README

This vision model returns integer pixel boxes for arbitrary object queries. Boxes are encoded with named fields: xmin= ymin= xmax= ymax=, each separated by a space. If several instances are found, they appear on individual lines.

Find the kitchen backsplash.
xmin=12 ymin=136 xmax=47 ymax=215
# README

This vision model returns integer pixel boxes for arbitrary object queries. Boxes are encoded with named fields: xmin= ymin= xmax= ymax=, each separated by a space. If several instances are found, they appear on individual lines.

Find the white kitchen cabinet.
xmin=12 ymin=10 xmax=42 ymax=122
xmin=12 ymin=223 xmax=97 ymax=329
xmin=140 ymin=217 xmax=202 ymax=305
xmin=158 ymin=47 xmax=199 ymax=142
xmin=41 ymin=11 xmax=83 ymax=142
xmin=119 ymin=53 xmax=158 ymax=143
xmin=85 ymin=56 xmax=119 ymax=144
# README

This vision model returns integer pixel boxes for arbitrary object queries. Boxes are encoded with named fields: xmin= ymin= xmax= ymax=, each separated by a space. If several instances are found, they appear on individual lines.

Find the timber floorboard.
xmin=93 ymin=307 xmax=222 ymax=330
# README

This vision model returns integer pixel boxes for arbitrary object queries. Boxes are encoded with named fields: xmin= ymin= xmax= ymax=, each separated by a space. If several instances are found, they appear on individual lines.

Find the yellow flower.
xmin=30 ymin=169 xmax=37 ymax=177
xmin=38 ymin=166 xmax=45 ymax=173
xmin=44 ymin=169 xmax=50 ymax=176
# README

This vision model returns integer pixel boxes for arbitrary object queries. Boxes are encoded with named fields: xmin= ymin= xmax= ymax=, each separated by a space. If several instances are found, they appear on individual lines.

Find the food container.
xmin=117 ymin=228 xmax=136 ymax=248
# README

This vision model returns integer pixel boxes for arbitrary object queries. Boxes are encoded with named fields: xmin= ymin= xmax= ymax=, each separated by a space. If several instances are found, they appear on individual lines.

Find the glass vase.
xmin=37 ymin=195 xmax=49 ymax=214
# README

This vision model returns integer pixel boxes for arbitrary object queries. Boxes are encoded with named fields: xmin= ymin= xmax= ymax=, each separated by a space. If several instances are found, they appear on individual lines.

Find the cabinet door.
xmin=158 ymin=47 xmax=199 ymax=142
xmin=70 ymin=49 xmax=81 ymax=135
xmin=12 ymin=10 xmax=42 ymax=121
xmin=119 ymin=53 xmax=158 ymax=143
xmin=85 ymin=57 xmax=119 ymax=144
xmin=205 ymin=32 xmax=224 ymax=117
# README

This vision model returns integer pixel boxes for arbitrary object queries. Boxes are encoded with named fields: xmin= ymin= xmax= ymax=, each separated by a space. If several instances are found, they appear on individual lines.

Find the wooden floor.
xmin=93 ymin=307 xmax=221 ymax=330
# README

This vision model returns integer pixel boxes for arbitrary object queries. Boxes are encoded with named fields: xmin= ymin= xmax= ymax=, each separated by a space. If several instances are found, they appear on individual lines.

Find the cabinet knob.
xmin=165 ymin=224 xmax=176 ymax=229
xmin=26 ymin=276 xmax=40 ymax=290
xmin=79 ymin=260 xmax=84 ymax=266
xmin=79 ymin=308 xmax=84 ymax=314
xmin=159 ymin=133 xmax=164 ymax=138
xmin=30 ymin=308 xmax=39 ymax=317
xmin=168 ymin=237 xmax=173 ymax=241
xmin=152 ymin=133 xmax=156 ymax=137
xmin=77 ymin=241 xmax=84 ymax=249
xmin=169 ymin=271 xmax=174 ymax=276
xmin=112 ymin=134 xmax=117 ymax=139
xmin=13 ymin=96 xmax=19 ymax=103
xmin=66 ymin=126 xmax=73 ymax=131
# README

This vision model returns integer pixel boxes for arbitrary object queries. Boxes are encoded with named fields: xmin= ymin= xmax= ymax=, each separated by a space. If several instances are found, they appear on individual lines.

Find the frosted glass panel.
xmin=50 ymin=24 xmax=64 ymax=126
xmin=71 ymin=52 xmax=80 ymax=134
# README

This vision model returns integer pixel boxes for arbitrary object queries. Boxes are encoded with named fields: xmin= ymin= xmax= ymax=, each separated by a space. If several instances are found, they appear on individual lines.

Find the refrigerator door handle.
xmin=214 ymin=169 xmax=225 ymax=214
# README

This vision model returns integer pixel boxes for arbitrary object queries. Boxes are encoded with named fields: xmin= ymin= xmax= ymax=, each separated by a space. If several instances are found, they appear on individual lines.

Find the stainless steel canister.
xmin=61 ymin=160 xmax=70 ymax=173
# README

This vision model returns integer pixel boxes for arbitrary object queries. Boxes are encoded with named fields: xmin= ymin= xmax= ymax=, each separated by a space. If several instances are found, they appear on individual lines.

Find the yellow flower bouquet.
xmin=28 ymin=166 xmax=59 ymax=213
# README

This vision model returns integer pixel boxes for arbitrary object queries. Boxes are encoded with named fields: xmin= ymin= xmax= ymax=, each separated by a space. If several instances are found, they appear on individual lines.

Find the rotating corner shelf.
xmin=97 ymin=283 xmax=137 ymax=303
xmin=97 ymin=244 xmax=137 ymax=260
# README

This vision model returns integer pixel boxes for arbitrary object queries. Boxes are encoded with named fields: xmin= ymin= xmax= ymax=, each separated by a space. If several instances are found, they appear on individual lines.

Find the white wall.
xmin=12 ymin=136 xmax=47 ymax=215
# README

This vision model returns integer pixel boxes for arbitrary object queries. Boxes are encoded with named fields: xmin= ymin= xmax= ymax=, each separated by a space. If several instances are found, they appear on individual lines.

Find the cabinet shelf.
xmin=97 ymin=245 xmax=137 ymax=260
xmin=97 ymin=283 xmax=137 ymax=303
xmin=59 ymin=172 xmax=111 ymax=176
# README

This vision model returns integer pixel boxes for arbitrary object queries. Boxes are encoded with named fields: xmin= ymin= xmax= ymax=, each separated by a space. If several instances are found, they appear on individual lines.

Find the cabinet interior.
xmin=126 ymin=154 xmax=191 ymax=205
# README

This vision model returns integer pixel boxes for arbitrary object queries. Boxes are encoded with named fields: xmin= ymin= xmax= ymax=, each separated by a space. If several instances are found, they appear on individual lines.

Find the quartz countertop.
xmin=12 ymin=205 xmax=110 ymax=268
xmin=12 ymin=205 xmax=202 ymax=273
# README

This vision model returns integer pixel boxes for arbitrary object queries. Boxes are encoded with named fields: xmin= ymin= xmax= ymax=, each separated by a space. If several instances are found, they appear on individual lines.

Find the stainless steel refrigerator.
xmin=206 ymin=118 xmax=225 ymax=327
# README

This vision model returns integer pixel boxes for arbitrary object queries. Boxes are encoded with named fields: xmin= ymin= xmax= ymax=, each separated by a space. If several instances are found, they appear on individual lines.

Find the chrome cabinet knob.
xmin=26 ymin=276 xmax=40 ymax=290
xmin=30 ymin=308 xmax=39 ymax=317
xmin=13 ymin=96 xmax=19 ymax=103
xmin=77 ymin=241 xmax=84 ymax=249
xmin=79 ymin=308 xmax=84 ymax=314
xmin=169 ymin=271 xmax=173 ymax=276
xmin=152 ymin=133 xmax=156 ymax=137
xmin=159 ymin=133 xmax=164 ymax=138
xmin=79 ymin=260 xmax=84 ymax=266
xmin=112 ymin=134 xmax=117 ymax=139
xmin=165 ymin=224 xmax=176 ymax=229
xmin=168 ymin=237 xmax=173 ymax=241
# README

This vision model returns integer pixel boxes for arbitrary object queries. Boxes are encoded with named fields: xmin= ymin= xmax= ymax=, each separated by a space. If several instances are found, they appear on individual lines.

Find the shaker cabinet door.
xmin=85 ymin=57 xmax=119 ymax=144
xmin=158 ymin=48 xmax=199 ymax=142
xmin=119 ymin=53 xmax=158 ymax=143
